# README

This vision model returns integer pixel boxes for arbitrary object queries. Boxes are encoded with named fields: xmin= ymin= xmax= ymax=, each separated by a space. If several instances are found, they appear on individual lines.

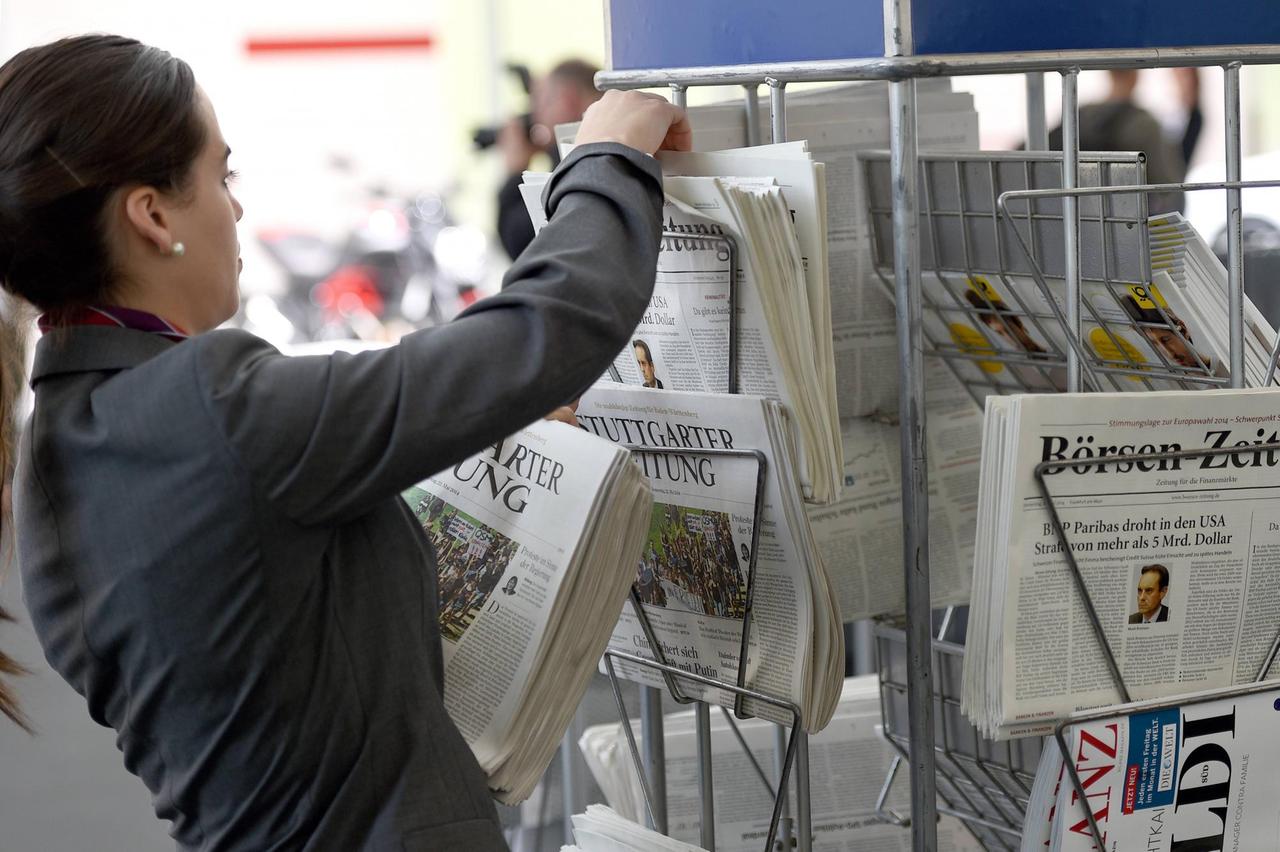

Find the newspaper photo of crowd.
xmin=407 ymin=489 xmax=520 ymax=643
xmin=635 ymin=503 xmax=748 ymax=619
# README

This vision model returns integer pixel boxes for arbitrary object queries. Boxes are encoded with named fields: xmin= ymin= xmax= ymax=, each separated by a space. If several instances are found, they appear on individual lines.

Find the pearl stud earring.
xmin=171 ymin=242 xmax=186 ymax=257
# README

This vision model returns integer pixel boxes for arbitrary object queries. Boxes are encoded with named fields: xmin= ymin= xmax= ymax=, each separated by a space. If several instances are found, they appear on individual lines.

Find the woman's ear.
xmin=120 ymin=185 xmax=176 ymax=255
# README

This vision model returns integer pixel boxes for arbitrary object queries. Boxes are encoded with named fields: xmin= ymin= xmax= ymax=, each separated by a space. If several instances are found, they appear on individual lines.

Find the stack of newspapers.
xmin=578 ymin=676 xmax=982 ymax=851
xmin=522 ymin=143 xmax=842 ymax=504
xmin=1020 ymin=684 xmax=1280 ymax=851
xmin=1147 ymin=211 xmax=1278 ymax=386
xmin=963 ymin=388 xmax=1280 ymax=741
xmin=576 ymin=384 xmax=844 ymax=731
xmin=402 ymin=419 xmax=652 ymax=803
xmin=562 ymin=805 xmax=706 ymax=852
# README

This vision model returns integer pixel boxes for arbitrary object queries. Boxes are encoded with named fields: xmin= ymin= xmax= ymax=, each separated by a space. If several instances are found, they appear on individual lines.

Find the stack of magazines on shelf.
xmin=860 ymin=150 xmax=1280 ymax=395
xmin=401 ymin=419 xmax=653 ymax=802
xmin=1147 ymin=211 xmax=1279 ymax=386
xmin=1020 ymin=682 xmax=1280 ymax=851
xmin=963 ymin=388 xmax=1280 ymax=743
xmin=578 ymin=675 xmax=983 ymax=851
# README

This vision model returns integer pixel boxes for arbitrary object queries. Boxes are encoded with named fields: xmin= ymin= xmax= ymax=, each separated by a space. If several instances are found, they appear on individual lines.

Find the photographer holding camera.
xmin=496 ymin=59 xmax=602 ymax=259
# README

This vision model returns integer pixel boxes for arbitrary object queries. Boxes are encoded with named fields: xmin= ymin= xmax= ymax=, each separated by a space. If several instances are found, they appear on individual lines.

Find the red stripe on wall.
xmin=246 ymin=34 xmax=436 ymax=54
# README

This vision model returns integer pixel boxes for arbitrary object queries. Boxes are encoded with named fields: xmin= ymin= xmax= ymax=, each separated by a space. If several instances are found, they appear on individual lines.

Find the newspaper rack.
xmin=860 ymin=153 xmax=1280 ymax=405
xmin=600 ymin=442 xmax=817 ymax=852
xmin=595 ymin=209 xmax=818 ymax=850
xmin=874 ymin=618 xmax=1043 ymax=852
xmin=602 ymin=648 xmax=805 ymax=852
xmin=1034 ymin=441 xmax=1280 ymax=850
xmin=593 ymin=4 xmax=1280 ymax=849
xmin=860 ymin=174 xmax=1280 ymax=850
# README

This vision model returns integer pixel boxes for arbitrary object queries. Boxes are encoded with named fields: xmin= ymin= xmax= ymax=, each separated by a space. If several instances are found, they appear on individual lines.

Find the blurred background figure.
xmin=494 ymin=59 xmax=603 ymax=259
xmin=1047 ymin=68 xmax=1203 ymax=212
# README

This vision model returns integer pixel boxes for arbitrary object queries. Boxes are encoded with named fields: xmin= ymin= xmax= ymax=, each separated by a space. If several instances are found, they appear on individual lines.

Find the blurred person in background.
xmin=0 ymin=33 xmax=687 ymax=851
xmin=496 ymin=59 xmax=604 ymax=259
xmin=1047 ymin=68 xmax=1202 ymax=213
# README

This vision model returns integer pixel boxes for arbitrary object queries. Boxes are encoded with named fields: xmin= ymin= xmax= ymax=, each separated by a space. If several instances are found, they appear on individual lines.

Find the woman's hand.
xmin=544 ymin=400 xmax=579 ymax=428
xmin=574 ymin=90 xmax=691 ymax=155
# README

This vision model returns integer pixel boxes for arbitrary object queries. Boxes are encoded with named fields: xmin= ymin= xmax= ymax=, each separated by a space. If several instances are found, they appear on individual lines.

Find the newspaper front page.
xmin=609 ymin=195 xmax=734 ymax=392
xmin=518 ymin=182 xmax=734 ymax=394
xmin=1052 ymin=687 xmax=1280 ymax=851
xmin=403 ymin=422 xmax=624 ymax=769
xmin=577 ymin=385 xmax=838 ymax=729
xmin=973 ymin=389 xmax=1280 ymax=739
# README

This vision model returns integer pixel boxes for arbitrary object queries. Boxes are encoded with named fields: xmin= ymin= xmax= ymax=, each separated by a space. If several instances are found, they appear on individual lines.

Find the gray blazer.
xmin=14 ymin=143 xmax=662 ymax=851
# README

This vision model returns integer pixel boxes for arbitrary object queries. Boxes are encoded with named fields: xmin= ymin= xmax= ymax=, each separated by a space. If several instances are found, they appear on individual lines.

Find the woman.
xmin=0 ymin=34 xmax=688 ymax=851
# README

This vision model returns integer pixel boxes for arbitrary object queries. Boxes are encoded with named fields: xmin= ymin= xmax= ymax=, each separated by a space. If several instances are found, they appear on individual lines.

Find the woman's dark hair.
xmin=0 ymin=34 xmax=205 ymax=733
xmin=0 ymin=34 xmax=206 ymax=315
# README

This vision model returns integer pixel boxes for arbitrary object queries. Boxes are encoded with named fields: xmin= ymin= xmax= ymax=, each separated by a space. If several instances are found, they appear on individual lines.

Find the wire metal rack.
xmin=592 ymin=7 xmax=1280 ymax=851
xmin=874 ymin=619 xmax=1043 ymax=851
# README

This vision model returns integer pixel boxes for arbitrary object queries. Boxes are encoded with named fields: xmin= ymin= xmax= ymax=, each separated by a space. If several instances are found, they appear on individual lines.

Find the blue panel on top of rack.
xmin=912 ymin=0 xmax=1280 ymax=54
xmin=605 ymin=0 xmax=884 ymax=71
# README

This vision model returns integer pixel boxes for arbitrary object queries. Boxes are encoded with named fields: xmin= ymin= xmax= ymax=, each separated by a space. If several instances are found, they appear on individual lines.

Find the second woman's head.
xmin=0 ymin=34 xmax=243 ymax=333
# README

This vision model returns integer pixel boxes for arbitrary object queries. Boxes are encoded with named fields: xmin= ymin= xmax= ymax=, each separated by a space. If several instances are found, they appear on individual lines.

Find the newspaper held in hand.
xmin=578 ymin=676 xmax=983 ymax=851
xmin=1028 ymin=685 xmax=1280 ymax=851
xmin=402 ymin=419 xmax=652 ymax=803
xmin=577 ymin=384 xmax=844 ymax=732
xmin=555 ymin=81 xmax=981 ymax=420
xmin=522 ymin=150 xmax=843 ymax=505
xmin=963 ymin=389 xmax=1280 ymax=742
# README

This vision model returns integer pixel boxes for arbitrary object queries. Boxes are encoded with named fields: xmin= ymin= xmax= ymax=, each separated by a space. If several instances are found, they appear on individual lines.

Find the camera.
xmin=472 ymin=63 xmax=534 ymax=151
xmin=473 ymin=112 xmax=533 ymax=151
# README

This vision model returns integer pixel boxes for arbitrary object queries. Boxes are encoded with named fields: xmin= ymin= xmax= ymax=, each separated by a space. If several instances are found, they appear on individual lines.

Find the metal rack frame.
xmin=595 ymin=8 xmax=1277 ymax=851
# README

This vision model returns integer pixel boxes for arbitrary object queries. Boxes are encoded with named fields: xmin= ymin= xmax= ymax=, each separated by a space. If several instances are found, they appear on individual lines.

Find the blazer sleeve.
xmin=193 ymin=142 xmax=662 ymax=526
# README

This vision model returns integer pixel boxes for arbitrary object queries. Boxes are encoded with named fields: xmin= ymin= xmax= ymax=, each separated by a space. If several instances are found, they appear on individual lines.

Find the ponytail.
xmin=0 ymin=293 xmax=32 ymax=733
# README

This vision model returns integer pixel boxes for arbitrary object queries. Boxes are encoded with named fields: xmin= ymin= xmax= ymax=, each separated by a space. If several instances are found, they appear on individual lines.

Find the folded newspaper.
xmin=579 ymin=675 xmax=982 ymax=851
xmin=964 ymin=389 xmax=1280 ymax=741
xmin=807 ymin=359 xmax=983 ymax=621
xmin=556 ymin=81 xmax=981 ymax=421
xmin=562 ymin=805 xmax=707 ymax=852
xmin=521 ymin=146 xmax=843 ymax=504
xmin=577 ymin=384 xmax=843 ymax=731
xmin=1020 ymin=684 xmax=1280 ymax=851
xmin=402 ymin=419 xmax=652 ymax=803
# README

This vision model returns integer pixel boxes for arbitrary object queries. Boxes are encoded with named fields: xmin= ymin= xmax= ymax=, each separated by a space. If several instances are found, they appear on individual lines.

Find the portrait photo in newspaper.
xmin=1127 ymin=562 xmax=1175 ymax=627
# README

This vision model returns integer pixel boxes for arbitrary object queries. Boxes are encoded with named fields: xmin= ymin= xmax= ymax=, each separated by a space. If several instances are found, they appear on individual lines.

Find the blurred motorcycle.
xmin=238 ymin=170 xmax=495 ymax=346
